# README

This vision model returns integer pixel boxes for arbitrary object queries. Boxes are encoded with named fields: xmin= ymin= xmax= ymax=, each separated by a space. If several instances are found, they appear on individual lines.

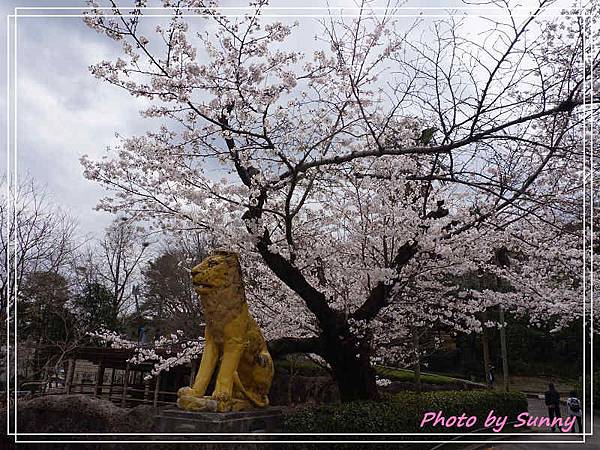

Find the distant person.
xmin=487 ymin=365 xmax=495 ymax=387
xmin=567 ymin=391 xmax=583 ymax=433
xmin=545 ymin=383 xmax=561 ymax=431
xmin=138 ymin=325 xmax=148 ymax=345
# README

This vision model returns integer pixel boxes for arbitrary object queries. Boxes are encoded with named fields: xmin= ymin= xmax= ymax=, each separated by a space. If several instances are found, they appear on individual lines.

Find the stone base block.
xmin=156 ymin=407 xmax=284 ymax=434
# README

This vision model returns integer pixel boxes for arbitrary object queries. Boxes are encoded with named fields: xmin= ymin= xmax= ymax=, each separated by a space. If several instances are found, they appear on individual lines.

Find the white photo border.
xmin=5 ymin=3 xmax=595 ymax=446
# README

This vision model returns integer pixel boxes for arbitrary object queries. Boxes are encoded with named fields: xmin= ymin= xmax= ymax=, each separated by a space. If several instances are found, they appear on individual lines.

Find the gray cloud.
xmin=2 ymin=3 xmax=153 ymax=236
xmin=1 ymin=0 xmax=572 ymax=238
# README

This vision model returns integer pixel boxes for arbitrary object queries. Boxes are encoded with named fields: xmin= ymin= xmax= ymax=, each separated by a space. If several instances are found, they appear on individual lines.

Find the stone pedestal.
xmin=156 ymin=407 xmax=284 ymax=434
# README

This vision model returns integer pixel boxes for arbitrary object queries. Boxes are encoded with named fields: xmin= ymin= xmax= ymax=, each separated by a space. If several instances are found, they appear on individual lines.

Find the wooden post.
xmin=94 ymin=360 xmax=105 ymax=397
xmin=65 ymin=359 xmax=76 ymax=394
xmin=121 ymin=362 xmax=130 ymax=407
xmin=499 ymin=305 xmax=510 ymax=393
xmin=153 ymin=372 xmax=161 ymax=407
xmin=482 ymin=328 xmax=492 ymax=388
xmin=143 ymin=374 xmax=150 ymax=403
xmin=108 ymin=367 xmax=116 ymax=401
xmin=481 ymin=311 xmax=492 ymax=389
xmin=41 ymin=365 xmax=48 ymax=393
xmin=413 ymin=331 xmax=422 ymax=393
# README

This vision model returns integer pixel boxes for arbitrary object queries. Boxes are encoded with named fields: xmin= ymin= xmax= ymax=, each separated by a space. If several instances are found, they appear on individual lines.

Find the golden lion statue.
xmin=177 ymin=251 xmax=274 ymax=412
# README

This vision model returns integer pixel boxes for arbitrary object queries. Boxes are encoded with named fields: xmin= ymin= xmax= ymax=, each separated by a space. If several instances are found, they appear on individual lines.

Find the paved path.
xmin=488 ymin=398 xmax=599 ymax=450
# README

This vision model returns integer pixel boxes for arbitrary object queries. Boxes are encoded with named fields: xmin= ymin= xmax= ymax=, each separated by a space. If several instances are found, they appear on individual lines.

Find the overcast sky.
xmin=1 ymin=0 xmax=573 ymax=238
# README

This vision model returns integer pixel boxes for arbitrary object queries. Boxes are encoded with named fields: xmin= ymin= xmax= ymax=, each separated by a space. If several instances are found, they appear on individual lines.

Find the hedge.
xmin=595 ymin=372 xmax=600 ymax=409
xmin=575 ymin=371 xmax=600 ymax=411
xmin=284 ymin=390 xmax=527 ymax=436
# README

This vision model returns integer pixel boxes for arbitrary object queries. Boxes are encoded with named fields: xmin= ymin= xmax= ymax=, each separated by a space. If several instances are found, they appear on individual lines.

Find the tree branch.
xmin=351 ymin=241 xmax=419 ymax=321
xmin=267 ymin=336 xmax=323 ymax=358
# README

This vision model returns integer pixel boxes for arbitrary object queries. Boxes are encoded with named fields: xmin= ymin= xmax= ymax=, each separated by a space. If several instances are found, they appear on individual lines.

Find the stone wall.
xmin=16 ymin=395 xmax=156 ymax=433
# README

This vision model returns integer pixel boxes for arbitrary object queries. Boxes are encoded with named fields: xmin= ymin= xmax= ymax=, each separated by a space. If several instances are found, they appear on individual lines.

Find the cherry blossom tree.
xmin=89 ymin=328 xmax=205 ymax=380
xmin=81 ymin=0 xmax=597 ymax=400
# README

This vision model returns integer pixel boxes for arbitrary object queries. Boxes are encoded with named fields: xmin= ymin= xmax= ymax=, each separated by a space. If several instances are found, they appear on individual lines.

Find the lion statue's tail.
xmin=233 ymin=371 xmax=270 ymax=407
xmin=233 ymin=349 xmax=274 ymax=408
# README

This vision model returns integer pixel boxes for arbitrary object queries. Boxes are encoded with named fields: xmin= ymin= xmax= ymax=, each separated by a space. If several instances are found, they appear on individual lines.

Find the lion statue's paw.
xmin=211 ymin=390 xmax=231 ymax=402
xmin=177 ymin=393 xmax=219 ymax=412
xmin=177 ymin=386 xmax=195 ymax=398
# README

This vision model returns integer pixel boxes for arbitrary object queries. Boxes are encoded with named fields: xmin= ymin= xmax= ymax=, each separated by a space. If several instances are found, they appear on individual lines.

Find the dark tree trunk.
xmin=268 ymin=334 xmax=379 ymax=401
xmin=322 ymin=333 xmax=379 ymax=402
xmin=331 ymin=355 xmax=378 ymax=401
xmin=254 ymin=228 xmax=380 ymax=402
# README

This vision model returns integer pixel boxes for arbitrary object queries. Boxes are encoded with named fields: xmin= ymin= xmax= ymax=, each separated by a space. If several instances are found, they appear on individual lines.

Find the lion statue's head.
xmin=190 ymin=251 xmax=243 ymax=296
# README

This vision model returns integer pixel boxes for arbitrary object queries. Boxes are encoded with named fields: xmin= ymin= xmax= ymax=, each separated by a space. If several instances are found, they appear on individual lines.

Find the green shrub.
xmin=575 ymin=371 xmax=600 ymax=411
xmin=595 ymin=372 xmax=600 ymax=409
xmin=283 ymin=390 xmax=527 ymax=449
xmin=574 ymin=371 xmax=600 ymax=410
